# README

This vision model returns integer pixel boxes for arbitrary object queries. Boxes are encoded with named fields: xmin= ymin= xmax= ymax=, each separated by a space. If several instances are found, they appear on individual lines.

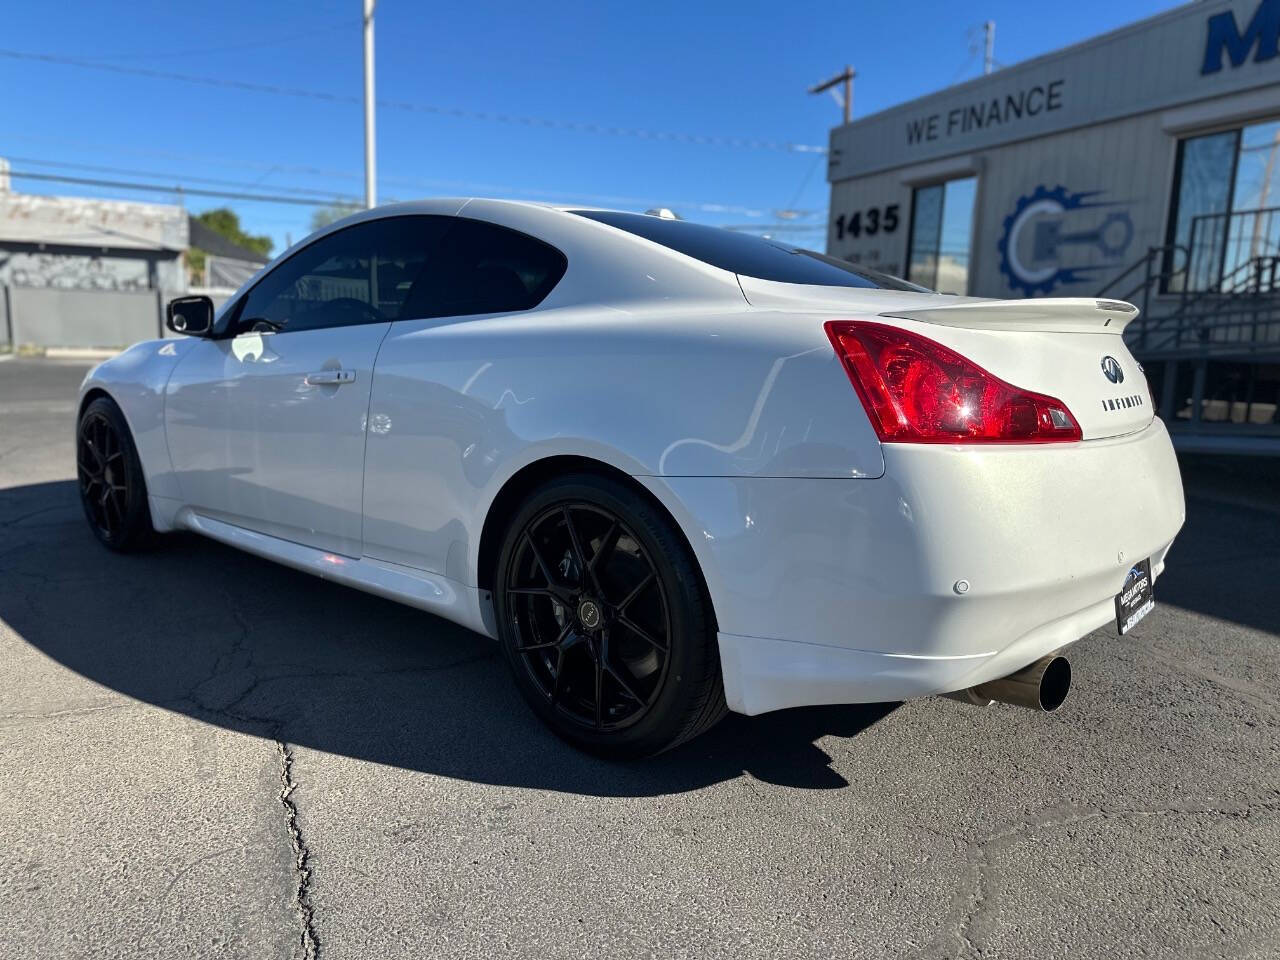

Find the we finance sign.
xmin=830 ymin=0 xmax=1280 ymax=181
xmin=905 ymin=80 xmax=1064 ymax=146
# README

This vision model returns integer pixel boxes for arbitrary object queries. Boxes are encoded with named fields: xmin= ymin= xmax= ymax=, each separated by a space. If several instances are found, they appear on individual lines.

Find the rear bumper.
xmin=643 ymin=418 xmax=1185 ymax=715
xmin=714 ymin=572 xmax=1159 ymax=715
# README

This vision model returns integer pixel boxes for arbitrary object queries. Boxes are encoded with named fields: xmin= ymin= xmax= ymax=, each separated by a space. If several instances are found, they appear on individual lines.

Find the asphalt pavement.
xmin=1 ymin=356 xmax=1278 ymax=960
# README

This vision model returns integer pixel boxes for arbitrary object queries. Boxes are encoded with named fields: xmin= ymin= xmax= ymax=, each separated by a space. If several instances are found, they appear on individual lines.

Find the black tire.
xmin=494 ymin=473 xmax=726 ymax=758
xmin=76 ymin=396 xmax=156 ymax=552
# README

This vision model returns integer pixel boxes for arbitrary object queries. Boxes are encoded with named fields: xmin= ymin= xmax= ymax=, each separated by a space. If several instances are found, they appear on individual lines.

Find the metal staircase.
xmin=1116 ymin=252 xmax=1280 ymax=359
xmin=1095 ymin=214 xmax=1280 ymax=445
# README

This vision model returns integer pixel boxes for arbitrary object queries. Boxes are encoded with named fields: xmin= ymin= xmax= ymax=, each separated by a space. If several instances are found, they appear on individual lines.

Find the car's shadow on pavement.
xmin=0 ymin=480 xmax=898 ymax=795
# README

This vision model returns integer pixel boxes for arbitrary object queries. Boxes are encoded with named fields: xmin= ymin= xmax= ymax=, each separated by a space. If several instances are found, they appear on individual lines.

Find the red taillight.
xmin=824 ymin=320 xmax=1082 ymax=444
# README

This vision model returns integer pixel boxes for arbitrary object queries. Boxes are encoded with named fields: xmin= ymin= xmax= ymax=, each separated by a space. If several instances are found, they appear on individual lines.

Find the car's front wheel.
xmin=76 ymin=396 xmax=156 ymax=552
xmin=494 ymin=473 xmax=726 ymax=758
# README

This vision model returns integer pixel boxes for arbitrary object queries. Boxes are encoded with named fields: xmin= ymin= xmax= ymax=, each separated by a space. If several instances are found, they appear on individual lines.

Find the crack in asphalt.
xmin=195 ymin=653 xmax=498 ymax=719
xmin=941 ymin=791 xmax=1280 ymax=959
xmin=0 ymin=504 xmax=71 ymax=528
xmin=1130 ymin=636 xmax=1280 ymax=718
xmin=2 ymin=581 xmax=327 ymax=958
xmin=0 ymin=701 xmax=134 ymax=726
xmin=277 ymin=740 xmax=320 ymax=960
xmin=217 ymin=595 xmax=255 ymax=674
xmin=162 ymin=602 xmax=495 ymax=960
xmin=180 ymin=701 xmax=321 ymax=958
xmin=155 ymin=608 xmax=324 ymax=958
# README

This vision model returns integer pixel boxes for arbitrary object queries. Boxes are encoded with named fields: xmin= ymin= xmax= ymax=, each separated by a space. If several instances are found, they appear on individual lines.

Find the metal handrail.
xmin=1094 ymin=245 xmax=1189 ymax=333
xmin=1128 ymin=254 xmax=1280 ymax=354
xmin=1180 ymin=253 xmax=1280 ymax=301
xmin=1095 ymin=244 xmax=1187 ymax=299
xmin=1185 ymin=207 xmax=1280 ymax=294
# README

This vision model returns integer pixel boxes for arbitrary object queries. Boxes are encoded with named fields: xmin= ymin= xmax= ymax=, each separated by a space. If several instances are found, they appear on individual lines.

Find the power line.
xmin=2 ymin=168 xmax=812 ymax=225
xmin=0 ymin=48 xmax=827 ymax=155
xmin=2 ymin=143 xmax=809 ymax=218
xmin=783 ymin=152 xmax=824 ymax=215
xmin=4 ymin=156 xmax=364 ymax=204
xmin=72 ymin=21 xmax=350 ymax=63
xmin=2 ymin=132 xmax=363 ymax=180
xmin=4 ymin=170 xmax=355 ymax=207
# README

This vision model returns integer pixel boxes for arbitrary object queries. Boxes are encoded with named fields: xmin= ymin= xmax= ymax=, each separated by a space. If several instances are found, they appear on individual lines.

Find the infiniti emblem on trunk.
xmin=1101 ymin=356 xmax=1124 ymax=384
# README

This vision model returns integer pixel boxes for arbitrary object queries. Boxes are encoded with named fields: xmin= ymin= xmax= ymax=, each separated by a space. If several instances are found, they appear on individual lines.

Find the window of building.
xmin=1167 ymin=119 xmax=1280 ymax=291
xmin=906 ymin=177 xmax=976 ymax=295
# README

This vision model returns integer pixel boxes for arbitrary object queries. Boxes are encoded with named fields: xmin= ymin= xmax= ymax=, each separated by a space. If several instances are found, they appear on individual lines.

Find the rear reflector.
xmin=825 ymin=320 xmax=1082 ymax=444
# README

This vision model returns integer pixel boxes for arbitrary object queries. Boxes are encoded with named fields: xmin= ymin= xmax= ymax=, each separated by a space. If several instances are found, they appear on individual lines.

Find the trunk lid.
xmin=876 ymin=297 xmax=1152 ymax=441
xmin=736 ymin=279 xmax=1153 ymax=442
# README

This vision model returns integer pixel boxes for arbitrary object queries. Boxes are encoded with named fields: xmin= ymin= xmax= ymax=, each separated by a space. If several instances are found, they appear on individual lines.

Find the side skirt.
xmin=175 ymin=508 xmax=496 ymax=639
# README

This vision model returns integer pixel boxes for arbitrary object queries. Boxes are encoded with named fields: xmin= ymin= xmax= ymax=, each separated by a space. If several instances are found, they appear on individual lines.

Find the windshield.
xmin=571 ymin=209 xmax=928 ymax=291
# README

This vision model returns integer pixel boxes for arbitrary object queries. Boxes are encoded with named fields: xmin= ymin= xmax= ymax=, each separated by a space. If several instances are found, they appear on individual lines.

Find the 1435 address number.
xmin=833 ymin=204 xmax=900 ymax=240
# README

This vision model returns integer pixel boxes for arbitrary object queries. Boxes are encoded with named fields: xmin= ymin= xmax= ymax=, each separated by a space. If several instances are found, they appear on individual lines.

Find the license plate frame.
xmin=1115 ymin=557 xmax=1155 ymax=635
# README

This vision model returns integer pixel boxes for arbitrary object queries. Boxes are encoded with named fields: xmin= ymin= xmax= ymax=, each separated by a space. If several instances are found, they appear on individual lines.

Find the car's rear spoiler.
xmin=878 ymin=297 xmax=1139 ymax=334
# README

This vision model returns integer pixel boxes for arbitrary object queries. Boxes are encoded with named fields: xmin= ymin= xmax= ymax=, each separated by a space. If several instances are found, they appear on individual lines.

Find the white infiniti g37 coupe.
xmin=76 ymin=199 xmax=1185 ymax=756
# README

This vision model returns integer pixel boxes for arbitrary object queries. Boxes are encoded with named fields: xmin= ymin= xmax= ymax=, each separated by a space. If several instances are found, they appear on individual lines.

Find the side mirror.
xmin=166 ymin=295 xmax=216 ymax=337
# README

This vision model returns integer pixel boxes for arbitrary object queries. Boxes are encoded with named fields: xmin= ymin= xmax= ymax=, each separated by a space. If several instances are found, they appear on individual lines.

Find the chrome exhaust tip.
xmin=950 ymin=654 xmax=1072 ymax=712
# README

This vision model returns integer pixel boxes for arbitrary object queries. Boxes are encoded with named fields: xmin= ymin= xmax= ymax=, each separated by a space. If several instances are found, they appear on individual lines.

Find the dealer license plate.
xmin=1115 ymin=557 xmax=1155 ymax=635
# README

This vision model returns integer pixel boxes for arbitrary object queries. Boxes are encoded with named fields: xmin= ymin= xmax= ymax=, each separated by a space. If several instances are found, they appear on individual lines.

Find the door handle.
xmin=305 ymin=370 xmax=357 ymax=386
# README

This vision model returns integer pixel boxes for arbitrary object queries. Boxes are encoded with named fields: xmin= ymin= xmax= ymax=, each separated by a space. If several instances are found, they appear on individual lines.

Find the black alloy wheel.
xmin=495 ymin=474 xmax=726 ymax=757
xmin=76 ymin=397 xmax=155 ymax=551
xmin=507 ymin=501 xmax=671 ymax=732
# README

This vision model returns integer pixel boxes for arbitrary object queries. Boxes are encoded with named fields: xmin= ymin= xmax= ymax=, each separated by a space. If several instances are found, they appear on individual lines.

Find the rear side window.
xmin=571 ymin=209 xmax=925 ymax=291
xmin=400 ymin=218 xmax=567 ymax=320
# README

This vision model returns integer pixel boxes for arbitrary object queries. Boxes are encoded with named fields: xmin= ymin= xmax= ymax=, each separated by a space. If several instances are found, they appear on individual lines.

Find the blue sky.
xmin=1 ymin=0 xmax=1176 ymax=254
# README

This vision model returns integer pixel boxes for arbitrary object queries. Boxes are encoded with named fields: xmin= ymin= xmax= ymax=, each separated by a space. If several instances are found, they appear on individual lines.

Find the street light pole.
xmin=363 ymin=0 xmax=377 ymax=209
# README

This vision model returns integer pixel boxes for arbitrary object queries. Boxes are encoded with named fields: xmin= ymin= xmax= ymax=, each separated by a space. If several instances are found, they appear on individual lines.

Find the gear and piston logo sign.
xmin=997 ymin=185 xmax=1135 ymax=297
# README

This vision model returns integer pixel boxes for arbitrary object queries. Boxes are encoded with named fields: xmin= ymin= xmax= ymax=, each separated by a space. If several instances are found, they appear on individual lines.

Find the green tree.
xmin=310 ymin=204 xmax=360 ymax=232
xmin=186 ymin=247 xmax=206 ymax=284
xmin=195 ymin=208 xmax=273 ymax=258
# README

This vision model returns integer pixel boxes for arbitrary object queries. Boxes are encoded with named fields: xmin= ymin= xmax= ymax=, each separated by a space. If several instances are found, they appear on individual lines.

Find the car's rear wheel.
xmin=494 ymin=473 xmax=726 ymax=758
xmin=76 ymin=396 xmax=156 ymax=552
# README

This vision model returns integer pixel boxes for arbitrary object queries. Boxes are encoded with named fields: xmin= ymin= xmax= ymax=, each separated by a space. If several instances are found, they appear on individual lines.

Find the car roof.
xmin=218 ymin=197 xmax=755 ymax=320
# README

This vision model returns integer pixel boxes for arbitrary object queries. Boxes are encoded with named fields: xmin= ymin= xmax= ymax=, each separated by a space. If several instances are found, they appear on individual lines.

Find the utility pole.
xmin=363 ymin=0 xmax=377 ymax=209
xmin=983 ymin=20 xmax=996 ymax=75
xmin=809 ymin=65 xmax=855 ymax=125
